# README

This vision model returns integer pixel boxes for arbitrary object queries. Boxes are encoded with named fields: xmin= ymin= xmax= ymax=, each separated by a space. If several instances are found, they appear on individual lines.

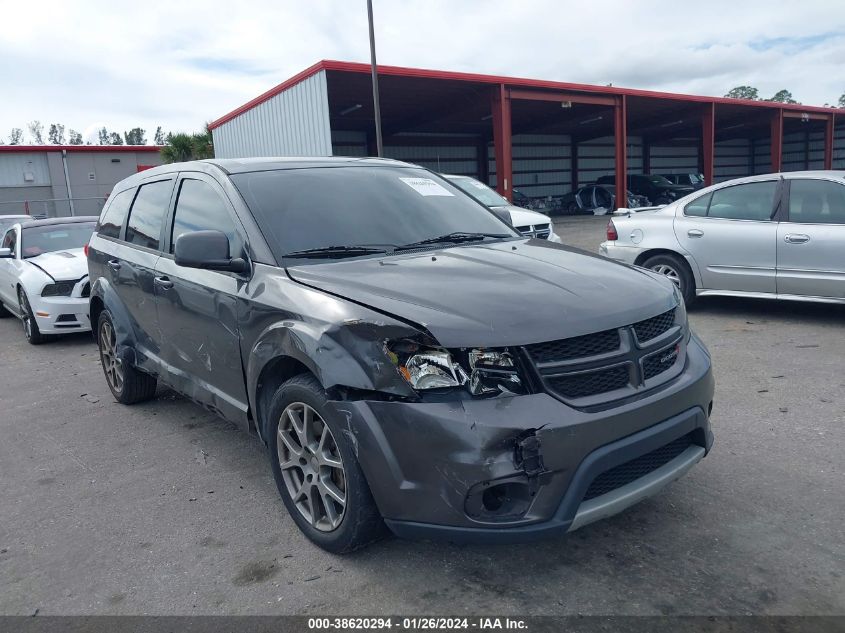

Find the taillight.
xmin=83 ymin=243 xmax=89 ymax=257
xmin=606 ymin=220 xmax=619 ymax=241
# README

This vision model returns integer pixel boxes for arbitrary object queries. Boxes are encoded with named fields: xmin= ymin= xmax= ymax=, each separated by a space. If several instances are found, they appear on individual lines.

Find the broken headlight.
xmin=468 ymin=349 xmax=523 ymax=395
xmin=388 ymin=341 xmax=524 ymax=396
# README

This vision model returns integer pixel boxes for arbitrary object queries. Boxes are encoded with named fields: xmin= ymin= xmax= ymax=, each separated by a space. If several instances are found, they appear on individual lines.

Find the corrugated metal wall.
xmin=574 ymin=135 xmax=643 ymax=187
xmin=494 ymin=134 xmax=573 ymax=198
xmin=714 ymin=139 xmax=751 ymax=182
xmin=0 ymin=153 xmax=51 ymax=187
xmin=649 ymin=141 xmax=699 ymax=175
xmin=835 ymin=125 xmax=845 ymax=170
xmin=213 ymin=70 xmax=332 ymax=158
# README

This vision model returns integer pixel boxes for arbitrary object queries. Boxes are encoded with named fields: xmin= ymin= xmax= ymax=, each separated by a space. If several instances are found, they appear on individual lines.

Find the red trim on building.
xmin=0 ymin=145 xmax=163 ymax=153
xmin=208 ymin=59 xmax=843 ymax=130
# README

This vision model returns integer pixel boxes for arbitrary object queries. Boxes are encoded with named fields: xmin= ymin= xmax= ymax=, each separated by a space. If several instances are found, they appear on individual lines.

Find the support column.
xmin=771 ymin=109 xmax=784 ymax=172
xmin=477 ymin=137 xmax=490 ymax=185
xmin=614 ymin=95 xmax=627 ymax=210
xmin=824 ymin=114 xmax=835 ymax=170
xmin=491 ymin=84 xmax=513 ymax=200
xmin=571 ymin=140 xmax=579 ymax=192
xmin=702 ymin=103 xmax=715 ymax=186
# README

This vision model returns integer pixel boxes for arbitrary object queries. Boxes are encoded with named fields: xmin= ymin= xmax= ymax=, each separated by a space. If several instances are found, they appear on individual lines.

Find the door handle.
xmin=784 ymin=233 xmax=810 ymax=244
xmin=154 ymin=276 xmax=174 ymax=290
xmin=687 ymin=229 xmax=704 ymax=238
xmin=107 ymin=260 xmax=121 ymax=271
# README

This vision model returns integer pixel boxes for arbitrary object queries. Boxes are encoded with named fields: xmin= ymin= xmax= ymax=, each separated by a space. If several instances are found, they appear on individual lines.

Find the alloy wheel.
xmin=651 ymin=263 xmax=681 ymax=289
xmin=277 ymin=402 xmax=347 ymax=532
xmin=99 ymin=320 xmax=124 ymax=393
xmin=19 ymin=292 xmax=33 ymax=340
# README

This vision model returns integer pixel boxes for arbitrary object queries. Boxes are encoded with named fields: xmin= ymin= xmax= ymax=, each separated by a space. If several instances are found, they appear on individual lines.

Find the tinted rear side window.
xmin=97 ymin=188 xmax=135 ymax=239
xmin=126 ymin=180 xmax=173 ymax=250
xmin=170 ymin=179 xmax=241 ymax=255
xmin=707 ymin=181 xmax=777 ymax=221
xmin=788 ymin=179 xmax=845 ymax=224
xmin=684 ymin=192 xmax=711 ymax=217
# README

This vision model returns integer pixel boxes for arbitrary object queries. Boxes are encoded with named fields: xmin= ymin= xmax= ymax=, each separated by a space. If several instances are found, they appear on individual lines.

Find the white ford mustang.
xmin=0 ymin=216 xmax=98 ymax=344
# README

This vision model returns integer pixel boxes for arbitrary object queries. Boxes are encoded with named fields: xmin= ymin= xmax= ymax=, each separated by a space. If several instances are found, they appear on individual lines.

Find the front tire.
xmin=97 ymin=309 xmax=157 ymax=404
xmin=642 ymin=253 xmax=696 ymax=306
xmin=18 ymin=289 xmax=45 ymax=345
xmin=267 ymin=373 xmax=385 ymax=553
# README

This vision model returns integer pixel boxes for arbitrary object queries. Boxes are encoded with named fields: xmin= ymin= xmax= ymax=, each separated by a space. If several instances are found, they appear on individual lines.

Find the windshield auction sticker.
xmin=399 ymin=177 xmax=455 ymax=196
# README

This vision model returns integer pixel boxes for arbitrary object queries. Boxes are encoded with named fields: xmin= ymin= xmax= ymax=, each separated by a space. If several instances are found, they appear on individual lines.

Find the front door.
xmin=673 ymin=179 xmax=780 ymax=293
xmin=777 ymin=178 xmax=845 ymax=299
xmin=154 ymin=174 xmax=249 ymax=424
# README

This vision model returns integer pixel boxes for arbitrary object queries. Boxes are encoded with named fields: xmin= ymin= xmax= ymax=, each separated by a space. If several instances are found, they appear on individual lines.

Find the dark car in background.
xmin=660 ymin=173 xmax=706 ymax=190
xmin=597 ymin=174 xmax=695 ymax=205
xmin=561 ymin=185 xmax=648 ymax=214
xmin=87 ymin=157 xmax=714 ymax=553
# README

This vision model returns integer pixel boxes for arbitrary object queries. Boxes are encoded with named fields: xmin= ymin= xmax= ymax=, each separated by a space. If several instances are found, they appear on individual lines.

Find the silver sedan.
xmin=600 ymin=171 xmax=845 ymax=305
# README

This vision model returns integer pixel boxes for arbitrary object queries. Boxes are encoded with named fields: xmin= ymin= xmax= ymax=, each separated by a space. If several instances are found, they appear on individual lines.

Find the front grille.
xmin=583 ymin=433 xmax=694 ymax=501
xmin=547 ymin=364 xmax=630 ymax=399
xmin=643 ymin=345 xmax=679 ymax=380
xmin=81 ymin=282 xmax=91 ymax=298
xmin=517 ymin=224 xmax=552 ymax=239
xmin=633 ymin=309 xmax=675 ymax=343
xmin=535 ymin=224 xmax=551 ymax=239
xmin=56 ymin=314 xmax=78 ymax=323
xmin=526 ymin=328 xmax=620 ymax=364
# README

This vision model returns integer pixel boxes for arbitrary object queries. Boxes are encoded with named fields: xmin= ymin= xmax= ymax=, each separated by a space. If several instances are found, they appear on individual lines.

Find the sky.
xmin=1 ymin=0 xmax=844 ymax=144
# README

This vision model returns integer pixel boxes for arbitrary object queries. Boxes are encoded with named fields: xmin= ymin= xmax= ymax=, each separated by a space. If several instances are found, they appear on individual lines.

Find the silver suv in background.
xmin=600 ymin=171 xmax=845 ymax=305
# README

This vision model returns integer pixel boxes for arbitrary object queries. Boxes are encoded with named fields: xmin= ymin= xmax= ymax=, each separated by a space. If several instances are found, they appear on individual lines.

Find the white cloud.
xmin=1 ymin=0 xmax=843 ymax=143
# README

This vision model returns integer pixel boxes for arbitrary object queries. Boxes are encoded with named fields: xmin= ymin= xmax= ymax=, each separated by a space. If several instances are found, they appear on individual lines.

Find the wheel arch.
xmin=634 ymin=248 xmax=700 ymax=286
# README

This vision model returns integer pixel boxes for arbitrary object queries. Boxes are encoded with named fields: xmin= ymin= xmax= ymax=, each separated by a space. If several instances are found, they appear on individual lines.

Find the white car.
xmin=600 ymin=171 xmax=845 ymax=305
xmin=0 ymin=217 xmax=97 ymax=344
xmin=443 ymin=174 xmax=563 ymax=243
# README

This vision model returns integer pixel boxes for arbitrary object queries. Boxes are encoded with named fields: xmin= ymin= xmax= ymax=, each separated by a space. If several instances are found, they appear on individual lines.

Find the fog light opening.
xmin=480 ymin=482 xmax=531 ymax=516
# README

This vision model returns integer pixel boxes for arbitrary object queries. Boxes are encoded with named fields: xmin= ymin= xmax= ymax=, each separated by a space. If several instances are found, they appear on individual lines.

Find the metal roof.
xmin=209 ymin=60 xmax=843 ymax=131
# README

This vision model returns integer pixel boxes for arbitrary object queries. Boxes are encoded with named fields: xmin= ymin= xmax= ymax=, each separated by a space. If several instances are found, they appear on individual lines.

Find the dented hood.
xmin=287 ymin=240 xmax=676 ymax=348
xmin=26 ymin=248 xmax=88 ymax=281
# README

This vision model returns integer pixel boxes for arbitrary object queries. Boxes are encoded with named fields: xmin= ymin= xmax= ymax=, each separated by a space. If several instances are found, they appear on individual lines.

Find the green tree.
xmin=160 ymin=126 xmax=214 ymax=163
xmin=839 ymin=92 xmax=845 ymax=108
xmin=9 ymin=128 xmax=23 ymax=144
xmin=154 ymin=126 xmax=166 ymax=145
xmin=28 ymin=120 xmax=44 ymax=144
xmin=123 ymin=127 xmax=146 ymax=145
xmin=108 ymin=132 xmax=123 ymax=145
xmin=767 ymin=89 xmax=798 ymax=104
xmin=48 ymin=123 xmax=66 ymax=144
xmin=98 ymin=127 xmax=110 ymax=144
xmin=725 ymin=86 xmax=759 ymax=100
xmin=67 ymin=129 xmax=83 ymax=144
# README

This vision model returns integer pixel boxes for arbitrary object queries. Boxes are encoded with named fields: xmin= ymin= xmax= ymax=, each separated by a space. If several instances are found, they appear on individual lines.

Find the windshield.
xmin=21 ymin=222 xmax=95 ymax=258
xmin=446 ymin=175 xmax=509 ymax=207
xmin=232 ymin=166 xmax=517 ymax=262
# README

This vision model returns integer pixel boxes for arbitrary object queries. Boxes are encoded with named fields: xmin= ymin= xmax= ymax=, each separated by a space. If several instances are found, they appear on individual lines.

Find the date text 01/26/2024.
xmin=307 ymin=617 xmax=528 ymax=630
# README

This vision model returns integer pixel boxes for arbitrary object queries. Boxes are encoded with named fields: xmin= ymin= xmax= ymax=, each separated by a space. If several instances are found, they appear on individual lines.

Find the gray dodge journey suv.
xmin=87 ymin=157 xmax=714 ymax=553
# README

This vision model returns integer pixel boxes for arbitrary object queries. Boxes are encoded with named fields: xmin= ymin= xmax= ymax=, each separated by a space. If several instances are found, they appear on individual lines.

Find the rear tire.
xmin=266 ymin=373 xmax=386 ymax=553
xmin=18 ymin=289 xmax=45 ymax=345
xmin=97 ymin=309 xmax=157 ymax=404
xmin=642 ymin=253 xmax=696 ymax=306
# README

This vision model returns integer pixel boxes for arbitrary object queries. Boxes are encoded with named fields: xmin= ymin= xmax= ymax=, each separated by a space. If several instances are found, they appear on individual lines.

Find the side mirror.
xmin=0 ymin=247 xmax=12 ymax=258
xmin=174 ymin=230 xmax=247 ymax=273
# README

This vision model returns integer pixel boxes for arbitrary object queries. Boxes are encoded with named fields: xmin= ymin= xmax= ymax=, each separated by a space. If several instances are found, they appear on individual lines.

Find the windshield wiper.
xmin=395 ymin=231 xmax=512 ymax=251
xmin=282 ymin=245 xmax=388 ymax=259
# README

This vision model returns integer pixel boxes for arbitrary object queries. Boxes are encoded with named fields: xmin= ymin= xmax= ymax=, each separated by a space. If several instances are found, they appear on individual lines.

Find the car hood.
xmin=287 ymin=240 xmax=676 ymax=348
xmin=26 ymin=248 xmax=88 ymax=280
xmin=492 ymin=205 xmax=551 ymax=228
xmin=663 ymin=184 xmax=695 ymax=194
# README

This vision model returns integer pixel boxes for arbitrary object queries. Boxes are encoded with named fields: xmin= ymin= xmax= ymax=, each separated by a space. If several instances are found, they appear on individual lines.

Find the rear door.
xmin=673 ymin=179 xmax=780 ymax=293
xmin=115 ymin=177 xmax=175 ymax=362
xmin=154 ymin=173 xmax=249 ymax=423
xmin=777 ymin=177 xmax=845 ymax=299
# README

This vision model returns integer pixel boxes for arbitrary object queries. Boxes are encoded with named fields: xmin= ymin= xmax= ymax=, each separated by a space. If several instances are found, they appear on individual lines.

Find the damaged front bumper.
xmin=326 ymin=333 xmax=714 ymax=543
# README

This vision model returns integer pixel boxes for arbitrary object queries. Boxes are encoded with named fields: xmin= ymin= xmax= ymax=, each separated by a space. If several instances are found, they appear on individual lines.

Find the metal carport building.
xmin=209 ymin=60 xmax=845 ymax=210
